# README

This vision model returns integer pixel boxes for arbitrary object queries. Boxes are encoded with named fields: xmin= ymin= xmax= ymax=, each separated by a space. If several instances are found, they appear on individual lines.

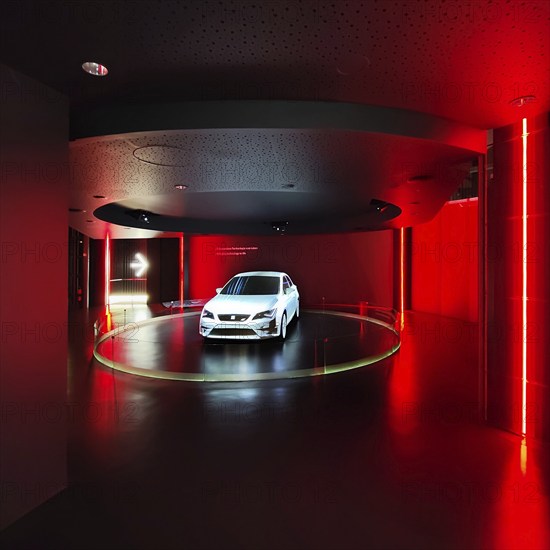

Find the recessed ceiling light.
xmin=126 ymin=209 xmax=155 ymax=224
xmin=271 ymin=221 xmax=288 ymax=234
xmin=82 ymin=62 xmax=108 ymax=76
xmin=409 ymin=201 xmax=420 ymax=205
xmin=174 ymin=184 xmax=188 ymax=190
xmin=282 ymin=184 xmax=295 ymax=189
xmin=93 ymin=195 xmax=106 ymax=199
xmin=68 ymin=207 xmax=86 ymax=212
xmin=370 ymin=198 xmax=390 ymax=213
xmin=509 ymin=95 xmax=536 ymax=107
xmin=86 ymin=219 xmax=95 ymax=223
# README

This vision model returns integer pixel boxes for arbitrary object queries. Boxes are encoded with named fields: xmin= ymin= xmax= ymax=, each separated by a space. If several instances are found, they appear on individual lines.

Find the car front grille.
xmin=217 ymin=314 xmax=250 ymax=322
xmin=210 ymin=328 xmax=257 ymax=337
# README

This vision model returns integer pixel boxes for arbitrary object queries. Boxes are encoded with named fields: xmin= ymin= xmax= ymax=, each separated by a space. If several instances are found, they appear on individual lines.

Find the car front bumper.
xmin=200 ymin=317 xmax=279 ymax=339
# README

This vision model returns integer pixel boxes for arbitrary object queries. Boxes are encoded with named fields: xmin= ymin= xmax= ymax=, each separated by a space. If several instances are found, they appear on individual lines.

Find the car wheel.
xmin=280 ymin=312 xmax=287 ymax=340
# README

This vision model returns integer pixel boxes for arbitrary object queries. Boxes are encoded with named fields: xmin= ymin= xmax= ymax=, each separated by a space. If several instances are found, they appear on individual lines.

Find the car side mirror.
xmin=215 ymin=288 xmax=222 ymax=294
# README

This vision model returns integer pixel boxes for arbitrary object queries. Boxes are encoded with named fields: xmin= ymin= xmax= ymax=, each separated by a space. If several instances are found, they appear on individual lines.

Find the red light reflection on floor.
xmin=483 ymin=440 xmax=550 ymax=550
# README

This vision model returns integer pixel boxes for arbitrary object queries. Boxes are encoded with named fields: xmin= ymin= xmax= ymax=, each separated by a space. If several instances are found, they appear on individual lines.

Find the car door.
xmin=283 ymin=275 xmax=297 ymax=318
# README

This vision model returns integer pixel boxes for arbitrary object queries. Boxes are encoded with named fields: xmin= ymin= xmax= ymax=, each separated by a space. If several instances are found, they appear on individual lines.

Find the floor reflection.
xmin=2 ymin=310 xmax=548 ymax=550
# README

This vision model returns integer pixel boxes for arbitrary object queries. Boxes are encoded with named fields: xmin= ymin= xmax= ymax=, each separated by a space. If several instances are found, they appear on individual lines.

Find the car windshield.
xmin=221 ymin=276 xmax=280 ymax=296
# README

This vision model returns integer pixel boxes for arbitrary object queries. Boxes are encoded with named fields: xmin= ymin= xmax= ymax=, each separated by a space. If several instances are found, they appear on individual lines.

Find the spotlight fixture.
xmin=126 ymin=209 xmax=157 ymax=225
xmin=93 ymin=195 xmax=106 ymax=199
xmin=271 ymin=221 xmax=289 ymax=234
xmin=509 ymin=95 xmax=536 ymax=107
xmin=68 ymin=208 xmax=86 ymax=213
xmin=370 ymin=199 xmax=390 ymax=213
xmin=82 ymin=62 xmax=108 ymax=76
xmin=174 ymin=184 xmax=188 ymax=190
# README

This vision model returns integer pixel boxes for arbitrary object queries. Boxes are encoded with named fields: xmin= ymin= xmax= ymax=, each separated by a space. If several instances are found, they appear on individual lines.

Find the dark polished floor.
xmin=1 ymin=308 xmax=549 ymax=549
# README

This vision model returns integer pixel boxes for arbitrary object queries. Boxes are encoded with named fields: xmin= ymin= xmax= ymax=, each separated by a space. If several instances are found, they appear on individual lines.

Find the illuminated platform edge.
xmin=93 ymin=309 xmax=401 ymax=382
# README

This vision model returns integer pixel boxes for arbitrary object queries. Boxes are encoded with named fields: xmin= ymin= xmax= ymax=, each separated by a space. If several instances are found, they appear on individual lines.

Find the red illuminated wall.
xmin=0 ymin=65 xmax=69 ymax=527
xmin=488 ymin=112 xmax=549 ymax=442
xmin=411 ymin=200 xmax=479 ymax=322
xmin=188 ymin=231 xmax=394 ymax=307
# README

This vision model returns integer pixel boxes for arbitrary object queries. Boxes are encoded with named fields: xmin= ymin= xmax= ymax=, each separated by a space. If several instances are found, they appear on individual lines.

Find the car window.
xmin=221 ymin=276 xmax=280 ymax=295
xmin=283 ymin=276 xmax=291 ymax=292
xmin=285 ymin=275 xmax=294 ymax=287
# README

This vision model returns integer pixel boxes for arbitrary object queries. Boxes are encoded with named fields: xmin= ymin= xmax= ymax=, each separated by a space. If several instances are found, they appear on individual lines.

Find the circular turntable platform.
xmin=93 ymin=310 xmax=400 ymax=382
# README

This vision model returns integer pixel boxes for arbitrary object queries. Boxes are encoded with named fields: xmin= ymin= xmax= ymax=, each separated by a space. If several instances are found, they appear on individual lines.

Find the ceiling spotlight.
xmin=370 ymin=199 xmax=390 ymax=213
xmin=126 ymin=209 xmax=156 ymax=224
xmin=509 ymin=95 xmax=536 ymax=107
xmin=68 ymin=207 xmax=86 ymax=213
xmin=82 ymin=62 xmax=108 ymax=76
xmin=174 ymin=184 xmax=188 ymax=190
xmin=271 ymin=221 xmax=289 ymax=234
xmin=93 ymin=195 xmax=106 ymax=199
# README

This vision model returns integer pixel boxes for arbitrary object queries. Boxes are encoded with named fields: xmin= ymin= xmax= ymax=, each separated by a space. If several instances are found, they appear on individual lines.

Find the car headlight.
xmin=202 ymin=309 xmax=214 ymax=319
xmin=253 ymin=308 xmax=276 ymax=320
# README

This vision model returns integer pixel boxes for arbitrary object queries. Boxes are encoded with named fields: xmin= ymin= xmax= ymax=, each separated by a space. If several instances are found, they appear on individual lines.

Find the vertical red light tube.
xmin=521 ymin=118 xmax=528 ymax=436
xmin=105 ymin=233 xmax=111 ymax=310
xmin=179 ymin=233 xmax=184 ymax=306
xmin=400 ymin=227 xmax=405 ymax=329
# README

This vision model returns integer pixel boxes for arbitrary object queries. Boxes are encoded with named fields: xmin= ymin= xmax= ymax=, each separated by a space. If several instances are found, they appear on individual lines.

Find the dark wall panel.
xmin=89 ymin=238 xmax=105 ymax=307
xmin=159 ymin=238 xmax=180 ymax=302
xmin=0 ymin=64 xmax=69 ymax=528
xmin=146 ymin=238 xmax=179 ymax=303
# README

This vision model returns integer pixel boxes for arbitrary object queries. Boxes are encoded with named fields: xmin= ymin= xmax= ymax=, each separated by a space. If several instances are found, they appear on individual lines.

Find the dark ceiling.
xmin=1 ymin=0 xmax=548 ymax=237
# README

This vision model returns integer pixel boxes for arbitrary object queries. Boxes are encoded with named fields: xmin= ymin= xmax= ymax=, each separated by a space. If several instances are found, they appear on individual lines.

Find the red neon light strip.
xmin=179 ymin=234 xmax=184 ymax=306
xmin=105 ymin=234 xmax=111 ymax=309
xmin=400 ymin=227 xmax=405 ymax=329
xmin=521 ymin=118 xmax=528 ymax=436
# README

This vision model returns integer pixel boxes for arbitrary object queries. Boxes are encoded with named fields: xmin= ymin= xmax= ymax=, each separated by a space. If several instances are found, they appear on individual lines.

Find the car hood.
xmin=205 ymin=294 xmax=278 ymax=315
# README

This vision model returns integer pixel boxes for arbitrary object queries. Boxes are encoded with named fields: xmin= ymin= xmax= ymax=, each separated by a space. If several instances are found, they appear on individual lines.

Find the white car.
xmin=200 ymin=271 xmax=299 ymax=340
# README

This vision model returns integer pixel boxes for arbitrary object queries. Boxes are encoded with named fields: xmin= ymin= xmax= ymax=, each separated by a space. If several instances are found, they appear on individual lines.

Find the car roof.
xmin=232 ymin=271 xmax=286 ymax=278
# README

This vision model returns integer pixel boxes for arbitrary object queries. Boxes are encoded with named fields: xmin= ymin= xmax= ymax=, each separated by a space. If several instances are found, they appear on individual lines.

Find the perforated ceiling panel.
xmin=2 ymin=0 xmax=547 ymax=237
xmin=2 ymin=0 xmax=548 ymax=128
xmin=70 ymin=128 xmax=475 ymax=236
